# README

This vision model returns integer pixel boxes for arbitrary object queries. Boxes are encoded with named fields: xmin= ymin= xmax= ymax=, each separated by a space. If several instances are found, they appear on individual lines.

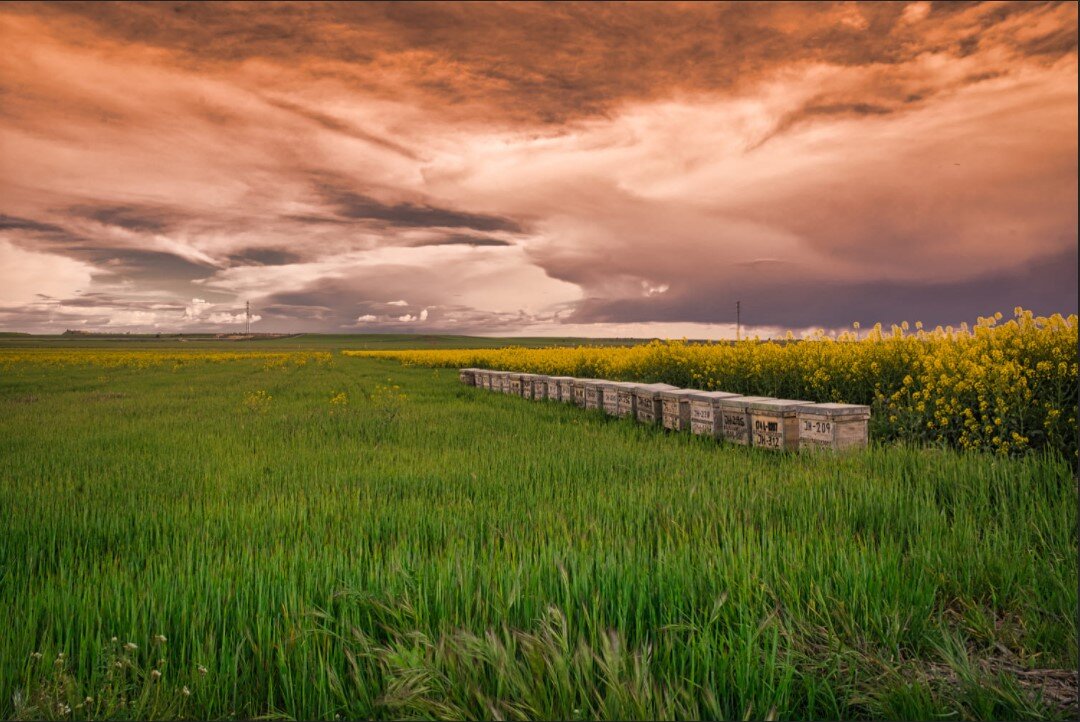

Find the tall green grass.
xmin=1 ymin=354 xmax=1076 ymax=720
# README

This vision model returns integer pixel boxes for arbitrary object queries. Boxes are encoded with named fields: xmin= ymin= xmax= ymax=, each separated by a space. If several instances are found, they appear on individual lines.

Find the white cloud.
xmin=386 ymin=299 xmax=409 ymax=306
xmin=0 ymin=240 xmax=94 ymax=306
xmin=183 ymin=297 xmax=212 ymax=319
xmin=206 ymin=311 xmax=259 ymax=325
xmin=418 ymin=307 xmax=428 ymax=321
xmin=357 ymin=314 xmax=377 ymax=322
xmin=900 ymin=2 xmax=931 ymax=25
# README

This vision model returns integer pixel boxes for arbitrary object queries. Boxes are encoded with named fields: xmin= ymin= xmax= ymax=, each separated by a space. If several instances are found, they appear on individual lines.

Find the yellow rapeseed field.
xmin=347 ymin=309 xmax=1078 ymax=458
xmin=0 ymin=350 xmax=333 ymax=371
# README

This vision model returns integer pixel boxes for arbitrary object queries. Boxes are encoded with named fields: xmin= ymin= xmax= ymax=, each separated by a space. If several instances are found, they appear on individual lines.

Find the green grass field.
xmin=1 ymin=348 xmax=1076 ymax=720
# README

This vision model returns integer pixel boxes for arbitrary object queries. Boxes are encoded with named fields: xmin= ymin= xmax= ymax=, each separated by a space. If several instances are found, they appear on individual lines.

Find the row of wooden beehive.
xmin=458 ymin=368 xmax=870 ymax=452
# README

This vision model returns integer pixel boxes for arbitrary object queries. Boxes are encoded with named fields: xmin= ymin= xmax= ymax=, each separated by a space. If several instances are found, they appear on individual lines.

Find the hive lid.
xmin=658 ymin=388 xmax=695 ymax=399
xmin=747 ymin=398 xmax=813 ymax=413
xmin=685 ymin=390 xmax=742 ymax=402
xmin=633 ymin=382 xmax=677 ymax=391
xmin=716 ymin=395 xmax=772 ymax=409
xmin=797 ymin=402 xmax=870 ymax=418
xmin=460 ymin=367 xmax=484 ymax=373
xmin=548 ymin=376 xmax=575 ymax=382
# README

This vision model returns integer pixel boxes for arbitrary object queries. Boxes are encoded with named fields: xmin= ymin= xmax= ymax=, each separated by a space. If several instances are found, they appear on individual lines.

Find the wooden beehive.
xmin=633 ymin=384 xmax=678 ymax=424
xmin=660 ymin=389 xmax=695 ymax=431
xmin=508 ymin=373 xmax=524 ymax=396
xmin=573 ymin=378 xmax=595 ymax=407
xmin=796 ymin=403 xmax=870 ymax=451
xmin=685 ymin=391 xmax=743 ymax=437
xmin=600 ymin=382 xmax=622 ymax=416
xmin=616 ymin=383 xmax=641 ymax=418
xmin=548 ymin=376 xmax=573 ymax=402
xmin=716 ymin=396 xmax=772 ymax=444
xmin=532 ymin=375 xmax=551 ymax=400
xmin=496 ymin=371 xmax=513 ymax=394
xmin=458 ymin=368 xmax=477 ymax=386
xmin=584 ymin=380 xmax=605 ymax=410
xmin=749 ymin=399 xmax=814 ymax=451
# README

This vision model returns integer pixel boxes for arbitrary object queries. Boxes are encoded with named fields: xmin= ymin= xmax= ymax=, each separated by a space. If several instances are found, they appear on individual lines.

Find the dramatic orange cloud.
xmin=0 ymin=1 xmax=1075 ymax=335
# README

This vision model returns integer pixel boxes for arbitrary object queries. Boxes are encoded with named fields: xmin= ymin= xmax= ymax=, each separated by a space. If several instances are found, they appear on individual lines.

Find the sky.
xmin=0 ymin=1 xmax=1076 ymax=337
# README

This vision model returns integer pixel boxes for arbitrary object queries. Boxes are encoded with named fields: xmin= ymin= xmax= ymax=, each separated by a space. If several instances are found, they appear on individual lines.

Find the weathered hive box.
xmin=519 ymin=373 xmax=538 ymax=398
xmin=583 ymin=380 xmax=606 ymax=410
xmin=600 ymin=382 xmax=623 ymax=416
xmin=616 ymin=383 xmax=643 ymax=418
xmin=547 ymin=376 xmax=572 ymax=401
xmin=458 ymin=368 xmax=479 ymax=386
xmin=749 ymin=399 xmax=815 ymax=451
xmin=557 ymin=377 xmax=575 ymax=403
xmin=508 ymin=373 xmax=524 ymax=396
xmin=716 ymin=396 xmax=773 ymax=444
xmin=633 ymin=384 xmax=678 ymax=424
xmin=797 ymin=403 xmax=870 ymax=451
xmin=495 ymin=371 xmax=512 ymax=394
xmin=531 ymin=375 xmax=551 ymax=400
xmin=660 ymin=389 xmax=695 ymax=431
xmin=685 ymin=391 xmax=743 ymax=436
xmin=573 ymin=378 xmax=597 ymax=408
xmin=473 ymin=370 xmax=487 ymax=389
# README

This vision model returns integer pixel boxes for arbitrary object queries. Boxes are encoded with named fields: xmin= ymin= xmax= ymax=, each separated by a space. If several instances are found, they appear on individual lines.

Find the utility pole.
xmin=736 ymin=300 xmax=741 ymax=341
xmin=245 ymin=301 xmax=250 ymax=335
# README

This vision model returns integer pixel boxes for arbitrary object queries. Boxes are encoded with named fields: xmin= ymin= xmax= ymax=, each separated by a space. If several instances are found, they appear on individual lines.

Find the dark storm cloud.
xmin=409 ymin=234 xmax=513 ymax=248
xmin=0 ymin=214 xmax=66 ymax=233
xmin=317 ymin=184 xmax=523 ymax=232
xmin=65 ymin=204 xmax=184 ymax=233
xmin=49 ymin=291 xmax=185 ymax=312
xmin=258 ymin=303 xmax=335 ymax=321
xmin=226 ymin=247 xmax=303 ymax=266
xmin=566 ymin=248 xmax=1079 ymax=329
xmin=16 ymin=2 xmax=1073 ymax=125
xmin=86 ymin=248 xmax=216 ymax=283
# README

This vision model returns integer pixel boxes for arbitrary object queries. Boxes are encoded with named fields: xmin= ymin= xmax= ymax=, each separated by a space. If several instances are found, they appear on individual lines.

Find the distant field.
xmin=1 ymin=348 xmax=1075 ymax=720
xmin=0 ymin=333 xmax=646 ymax=351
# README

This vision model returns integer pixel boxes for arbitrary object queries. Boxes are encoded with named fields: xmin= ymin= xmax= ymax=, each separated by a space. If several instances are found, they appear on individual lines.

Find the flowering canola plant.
xmin=346 ymin=309 xmax=1078 ymax=458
